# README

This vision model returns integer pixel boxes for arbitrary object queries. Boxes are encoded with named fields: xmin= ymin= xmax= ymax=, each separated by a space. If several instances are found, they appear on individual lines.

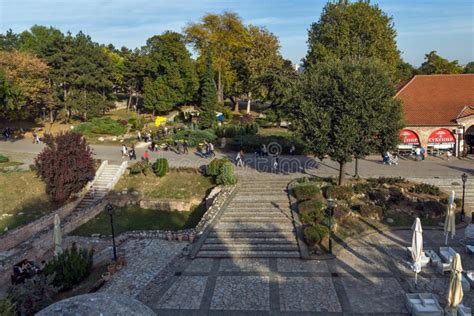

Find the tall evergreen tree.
xmin=419 ymin=51 xmax=463 ymax=74
xmin=199 ymin=51 xmax=218 ymax=128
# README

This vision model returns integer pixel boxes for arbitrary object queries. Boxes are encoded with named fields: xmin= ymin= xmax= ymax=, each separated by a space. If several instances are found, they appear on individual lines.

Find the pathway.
xmin=195 ymin=172 xmax=300 ymax=258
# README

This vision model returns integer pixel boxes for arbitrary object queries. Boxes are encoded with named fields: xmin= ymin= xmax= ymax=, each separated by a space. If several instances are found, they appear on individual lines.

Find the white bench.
xmin=439 ymin=247 xmax=456 ymax=263
xmin=425 ymin=249 xmax=442 ymax=266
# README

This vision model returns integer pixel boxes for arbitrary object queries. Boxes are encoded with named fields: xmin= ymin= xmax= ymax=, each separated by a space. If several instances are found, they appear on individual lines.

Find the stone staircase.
xmin=196 ymin=173 xmax=300 ymax=258
xmin=407 ymin=176 xmax=474 ymax=216
xmin=75 ymin=161 xmax=127 ymax=211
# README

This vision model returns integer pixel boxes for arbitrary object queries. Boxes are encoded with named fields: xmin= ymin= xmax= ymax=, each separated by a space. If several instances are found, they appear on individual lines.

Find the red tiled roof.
xmin=396 ymin=74 xmax=474 ymax=126
xmin=458 ymin=106 xmax=474 ymax=119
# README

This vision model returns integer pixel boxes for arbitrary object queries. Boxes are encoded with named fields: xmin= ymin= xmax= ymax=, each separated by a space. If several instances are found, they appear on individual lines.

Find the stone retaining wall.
xmin=0 ymin=160 xmax=109 ymax=252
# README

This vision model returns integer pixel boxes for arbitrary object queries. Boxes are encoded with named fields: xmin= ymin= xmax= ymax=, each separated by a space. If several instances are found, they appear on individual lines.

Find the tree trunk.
xmin=354 ymin=158 xmax=359 ymax=178
xmin=217 ymin=69 xmax=223 ymax=103
xmin=233 ymin=98 xmax=240 ymax=113
xmin=246 ymin=92 xmax=252 ymax=114
xmin=49 ymin=110 xmax=54 ymax=123
xmin=153 ymin=109 xmax=155 ymax=116
xmin=127 ymin=91 xmax=132 ymax=112
xmin=338 ymin=161 xmax=346 ymax=186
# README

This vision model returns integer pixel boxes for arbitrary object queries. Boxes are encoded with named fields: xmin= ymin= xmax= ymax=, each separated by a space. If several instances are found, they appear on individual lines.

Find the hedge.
xmin=152 ymin=158 xmax=169 ymax=177
xmin=172 ymin=129 xmax=217 ymax=147
xmin=229 ymin=134 xmax=305 ymax=154
xmin=74 ymin=117 xmax=127 ymax=136
xmin=293 ymin=183 xmax=321 ymax=201
xmin=303 ymin=224 xmax=329 ymax=245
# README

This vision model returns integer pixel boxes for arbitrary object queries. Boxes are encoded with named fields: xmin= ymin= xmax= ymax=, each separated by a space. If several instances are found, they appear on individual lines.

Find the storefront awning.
xmin=399 ymin=129 xmax=419 ymax=144
xmin=428 ymin=128 xmax=455 ymax=143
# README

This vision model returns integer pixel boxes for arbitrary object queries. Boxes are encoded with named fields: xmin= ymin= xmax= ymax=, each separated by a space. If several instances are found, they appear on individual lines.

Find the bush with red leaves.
xmin=35 ymin=132 xmax=95 ymax=203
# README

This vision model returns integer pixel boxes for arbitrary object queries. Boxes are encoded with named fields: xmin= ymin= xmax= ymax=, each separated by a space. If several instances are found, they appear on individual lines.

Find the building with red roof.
xmin=395 ymin=74 xmax=474 ymax=156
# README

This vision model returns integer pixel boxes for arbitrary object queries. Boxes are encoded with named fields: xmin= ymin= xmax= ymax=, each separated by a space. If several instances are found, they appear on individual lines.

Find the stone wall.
xmin=0 ymin=160 xmax=109 ymax=252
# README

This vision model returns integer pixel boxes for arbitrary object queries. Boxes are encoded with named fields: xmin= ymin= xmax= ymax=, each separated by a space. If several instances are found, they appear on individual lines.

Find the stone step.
xmin=232 ymin=196 xmax=289 ymax=201
xmin=225 ymin=207 xmax=290 ymax=213
xmin=220 ymin=212 xmax=290 ymax=218
xmin=196 ymin=250 xmax=301 ymax=258
xmin=214 ymin=223 xmax=295 ymax=231
xmin=204 ymin=237 xmax=296 ymax=244
xmin=200 ymin=244 xmax=299 ymax=251
xmin=227 ymin=201 xmax=288 ymax=207
xmin=219 ymin=217 xmax=290 ymax=223
xmin=208 ymin=231 xmax=296 ymax=239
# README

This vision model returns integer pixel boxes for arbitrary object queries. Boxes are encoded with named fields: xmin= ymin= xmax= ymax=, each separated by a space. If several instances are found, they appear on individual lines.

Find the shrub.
xmin=152 ymin=158 xmax=169 ymax=177
xmin=208 ymin=158 xmax=227 ymax=176
xmin=304 ymin=224 xmax=329 ymax=245
xmin=44 ymin=243 xmax=94 ymax=291
xmin=216 ymin=125 xmax=241 ymax=138
xmin=359 ymin=204 xmax=383 ymax=220
xmin=352 ymin=182 xmax=374 ymax=194
xmin=35 ymin=132 xmax=95 ymax=203
xmin=129 ymin=161 xmax=150 ymax=176
xmin=409 ymin=183 xmax=441 ymax=196
xmin=216 ymin=161 xmax=236 ymax=185
xmin=244 ymin=123 xmax=259 ymax=135
xmin=74 ymin=117 xmax=127 ymax=136
xmin=298 ymin=199 xmax=324 ymax=214
xmin=367 ymin=176 xmax=407 ymax=186
xmin=7 ymin=274 xmax=57 ymax=315
xmin=239 ymin=114 xmax=254 ymax=124
xmin=293 ymin=184 xmax=321 ymax=201
xmin=368 ymin=189 xmax=389 ymax=205
xmin=0 ymin=154 xmax=9 ymax=163
xmin=324 ymin=185 xmax=353 ymax=201
xmin=334 ymin=204 xmax=351 ymax=221
xmin=172 ymin=129 xmax=217 ymax=147
xmin=422 ymin=200 xmax=446 ymax=217
xmin=388 ymin=187 xmax=405 ymax=204
xmin=300 ymin=208 xmax=325 ymax=226
xmin=229 ymin=134 xmax=305 ymax=154
xmin=0 ymin=298 xmax=15 ymax=316
xmin=128 ymin=116 xmax=145 ymax=131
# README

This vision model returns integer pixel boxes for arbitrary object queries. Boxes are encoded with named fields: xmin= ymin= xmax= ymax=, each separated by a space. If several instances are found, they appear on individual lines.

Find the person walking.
xmin=137 ymin=130 xmax=141 ymax=141
xmin=236 ymin=149 xmax=244 ymax=167
xmin=143 ymin=150 xmax=150 ymax=162
xmin=273 ymin=155 xmax=280 ymax=173
xmin=121 ymin=144 xmax=128 ymax=159
xmin=421 ymin=146 xmax=426 ymax=161
xmin=209 ymin=142 xmax=215 ymax=158
xmin=414 ymin=147 xmax=421 ymax=161
xmin=89 ymin=188 xmax=96 ymax=200
xmin=183 ymin=140 xmax=189 ymax=154
xmin=289 ymin=144 xmax=296 ymax=156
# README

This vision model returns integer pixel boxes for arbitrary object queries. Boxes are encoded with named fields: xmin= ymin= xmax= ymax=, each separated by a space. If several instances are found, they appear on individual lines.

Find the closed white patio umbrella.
xmin=444 ymin=191 xmax=456 ymax=246
xmin=54 ymin=214 xmax=62 ymax=257
xmin=446 ymin=253 xmax=463 ymax=314
xmin=411 ymin=217 xmax=423 ymax=286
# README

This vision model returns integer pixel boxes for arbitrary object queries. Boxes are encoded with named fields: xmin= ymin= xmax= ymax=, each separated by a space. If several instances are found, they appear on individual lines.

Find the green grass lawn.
xmin=114 ymin=170 xmax=214 ymax=200
xmin=71 ymin=204 xmax=207 ymax=236
xmin=0 ymin=170 xmax=56 ymax=234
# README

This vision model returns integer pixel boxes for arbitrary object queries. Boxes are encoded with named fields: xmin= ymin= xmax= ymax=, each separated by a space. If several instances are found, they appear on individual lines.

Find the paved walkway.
xmin=1 ymin=139 xmax=473 ymax=178
xmin=106 ymin=229 xmax=474 ymax=315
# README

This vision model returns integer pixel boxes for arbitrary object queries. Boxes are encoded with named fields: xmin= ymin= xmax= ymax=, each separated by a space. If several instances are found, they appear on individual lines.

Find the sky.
xmin=0 ymin=0 xmax=473 ymax=67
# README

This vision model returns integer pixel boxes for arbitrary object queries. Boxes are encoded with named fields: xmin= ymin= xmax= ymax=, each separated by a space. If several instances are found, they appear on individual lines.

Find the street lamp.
xmin=105 ymin=204 xmax=117 ymax=261
xmin=326 ymin=198 xmax=336 ymax=255
xmin=461 ymin=173 xmax=468 ymax=222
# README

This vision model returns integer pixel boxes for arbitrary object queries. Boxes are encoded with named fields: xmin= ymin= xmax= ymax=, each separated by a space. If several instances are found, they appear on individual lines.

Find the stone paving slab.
xmin=100 ymin=239 xmax=186 ymax=297
xmin=155 ymin=276 xmax=208 ymax=310
xmin=210 ymin=276 xmax=270 ymax=311
xmin=334 ymin=246 xmax=392 ymax=275
xmin=342 ymin=276 xmax=407 ymax=313
xmin=278 ymin=276 xmax=341 ymax=312
xmin=219 ymin=258 xmax=270 ymax=272
xmin=277 ymin=258 xmax=329 ymax=273
xmin=185 ymin=258 xmax=215 ymax=273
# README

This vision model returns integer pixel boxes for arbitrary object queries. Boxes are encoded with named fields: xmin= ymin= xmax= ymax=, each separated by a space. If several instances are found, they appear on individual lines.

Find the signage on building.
xmin=428 ymin=129 xmax=455 ymax=143
xmin=399 ymin=129 xmax=419 ymax=144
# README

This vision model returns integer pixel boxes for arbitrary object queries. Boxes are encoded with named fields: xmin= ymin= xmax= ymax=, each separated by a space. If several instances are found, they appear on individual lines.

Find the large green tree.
xmin=305 ymin=0 xmax=401 ymax=80
xmin=464 ymin=62 xmax=474 ymax=74
xmin=199 ymin=51 xmax=218 ymax=128
xmin=185 ymin=12 xmax=249 ymax=103
xmin=292 ymin=59 xmax=403 ymax=185
xmin=142 ymin=31 xmax=198 ymax=114
xmin=418 ymin=51 xmax=464 ymax=74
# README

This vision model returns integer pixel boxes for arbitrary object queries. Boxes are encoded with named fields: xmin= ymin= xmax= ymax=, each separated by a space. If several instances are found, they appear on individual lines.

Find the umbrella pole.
xmin=445 ymin=233 xmax=448 ymax=246
xmin=415 ymin=272 xmax=418 ymax=288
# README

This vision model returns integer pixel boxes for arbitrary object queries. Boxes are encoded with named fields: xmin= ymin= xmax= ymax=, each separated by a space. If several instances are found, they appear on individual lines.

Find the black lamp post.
xmin=105 ymin=204 xmax=117 ymax=261
xmin=327 ymin=198 xmax=336 ymax=255
xmin=461 ymin=173 xmax=468 ymax=222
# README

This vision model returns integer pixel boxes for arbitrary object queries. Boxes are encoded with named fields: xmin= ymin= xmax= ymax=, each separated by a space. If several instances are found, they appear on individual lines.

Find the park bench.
xmin=405 ymin=293 xmax=443 ymax=316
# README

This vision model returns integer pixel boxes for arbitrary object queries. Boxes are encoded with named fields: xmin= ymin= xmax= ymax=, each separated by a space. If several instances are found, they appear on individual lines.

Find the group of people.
xmin=414 ymin=146 xmax=426 ymax=161
xmin=236 ymin=149 xmax=281 ymax=173
xmin=121 ymin=144 xmax=137 ymax=160
xmin=199 ymin=142 xmax=215 ymax=158
xmin=2 ymin=127 xmax=12 ymax=140
xmin=383 ymin=151 xmax=399 ymax=165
